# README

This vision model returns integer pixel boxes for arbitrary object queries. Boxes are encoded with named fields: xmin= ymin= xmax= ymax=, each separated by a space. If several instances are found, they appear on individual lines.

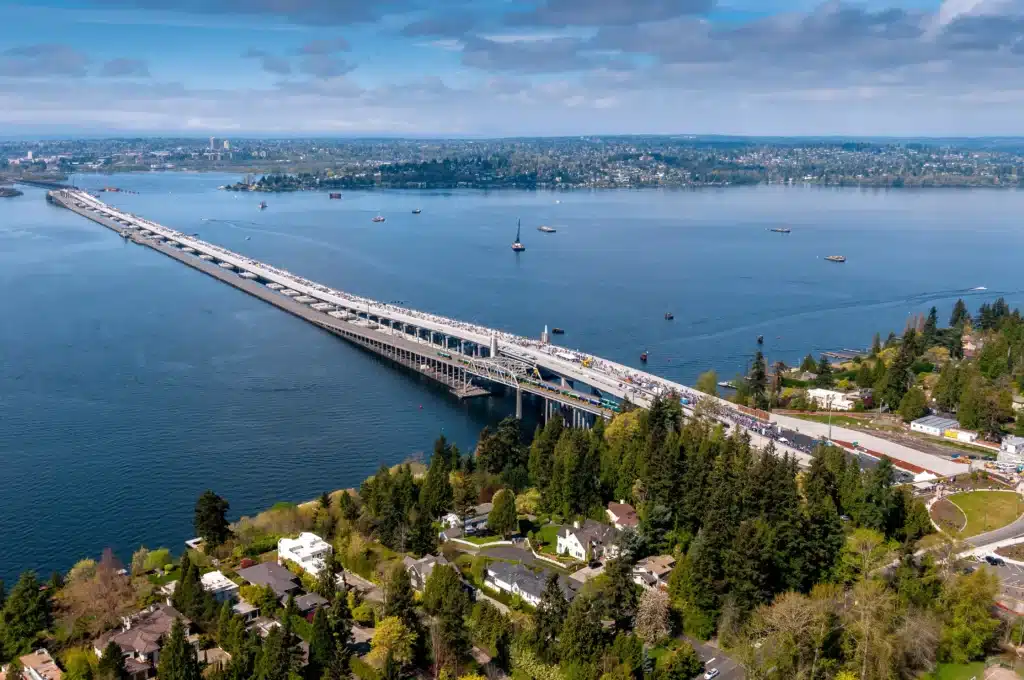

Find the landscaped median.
xmin=929 ymin=490 xmax=1024 ymax=538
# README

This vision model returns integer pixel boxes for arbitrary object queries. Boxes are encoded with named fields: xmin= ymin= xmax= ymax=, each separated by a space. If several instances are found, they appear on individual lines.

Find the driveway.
xmin=683 ymin=636 xmax=744 ymax=680
xmin=478 ymin=544 xmax=569 ymax=571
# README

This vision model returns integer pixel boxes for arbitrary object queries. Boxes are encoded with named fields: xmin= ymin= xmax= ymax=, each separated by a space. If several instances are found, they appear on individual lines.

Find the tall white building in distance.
xmin=223 ymin=139 xmax=230 ymax=150
xmin=209 ymin=136 xmax=216 ymax=150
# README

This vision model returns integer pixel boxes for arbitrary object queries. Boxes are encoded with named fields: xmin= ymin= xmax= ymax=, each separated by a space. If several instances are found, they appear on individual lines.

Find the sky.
xmin=2 ymin=0 xmax=1024 ymax=136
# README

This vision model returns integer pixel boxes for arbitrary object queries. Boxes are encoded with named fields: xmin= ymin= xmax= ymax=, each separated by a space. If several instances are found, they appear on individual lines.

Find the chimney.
xmin=573 ymin=520 xmax=580 ymax=530
xmin=619 ymin=499 xmax=625 ymax=505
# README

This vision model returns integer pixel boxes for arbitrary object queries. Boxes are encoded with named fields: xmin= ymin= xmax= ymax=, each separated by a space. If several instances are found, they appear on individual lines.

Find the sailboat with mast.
xmin=511 ymin=219 xmax=525 ymax=252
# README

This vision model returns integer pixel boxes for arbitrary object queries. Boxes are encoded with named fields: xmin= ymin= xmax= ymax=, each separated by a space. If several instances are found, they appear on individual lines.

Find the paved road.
xmin=967 ymin=512 xmax=1024 ymax=546
xmin=683 ymin=636 xmax=744 ymax=680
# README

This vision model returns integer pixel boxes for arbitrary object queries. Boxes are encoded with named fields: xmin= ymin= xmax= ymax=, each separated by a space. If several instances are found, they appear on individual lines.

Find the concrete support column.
xmin=515 ymin=387 xmax=523 ymax=419
xmin=460 ymin=340 xmax=465 ymax=354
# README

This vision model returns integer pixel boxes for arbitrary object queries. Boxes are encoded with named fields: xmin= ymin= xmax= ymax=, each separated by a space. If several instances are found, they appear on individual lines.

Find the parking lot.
xmin=991 ymin=562 xmax=1024 ymax=612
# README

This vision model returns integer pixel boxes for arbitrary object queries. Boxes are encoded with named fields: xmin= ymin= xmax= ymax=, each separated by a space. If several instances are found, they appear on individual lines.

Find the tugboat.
xmin=258 ymin=201 xmax=267 ymax=210
xmin=825 ymin=255 xmax=847 ymax=263
xmin=537 ymin=225 xmax=556 ymax=233
xmin=512 ymin=219 xmax=525 ymax=252
xmin=372 ymin=215 xmax=386 ymax=223
xmin=640 ymin=351 xmax=649 ymax=363
xmin=664 ymin=312 xmax=674 ymax=320
xmin=412 ymin=208 xmax=422 ymax=214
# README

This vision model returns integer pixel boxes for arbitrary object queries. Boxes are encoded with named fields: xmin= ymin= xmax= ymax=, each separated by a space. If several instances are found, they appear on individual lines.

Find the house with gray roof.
xmin=484 ymin=563 xmax=575 ymax=607
xmin=93 ymin=604 xmax=193 ymax=680
xmin=556 ymin=520 xmax=621 ymax=562
xmin=236 ymin=562 xmax=301 ymax=599
xmin=402 ymin=554 xmax=451 ymax=591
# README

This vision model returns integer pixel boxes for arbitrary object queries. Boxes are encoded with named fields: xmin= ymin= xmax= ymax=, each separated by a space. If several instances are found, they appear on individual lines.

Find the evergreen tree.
xmin=800 ymin=353 xmax=818 ymax=372
xmin=254 ymin=625 xmax=293 ymax=680
xmin=216 ymin=601 xmax=233 ymax=647
xmin=194 ymin=490 xmax=231 ymax=548
xmin=475 ymin=417 xmax=525 ymax=475
xmin=871 ymin=333 xmax=881 ymax=356
xmin=749 ymin=351 xmax=768 ymax=409
xmin=383 ymin=565 xmax=417 ymax=631
xmin=314 ymin=553 xmax=340 ymax=601
xmin=487 ymin=489 xmax=518 ymax=538
xmin=158 ymin=618 xmax=202 ymax=680
xmin=532 ymin=574 xmax=569 ymax=661
xmin=923 ymin=306 xmax=939 ymax=346
xmin=0 ymin=571 xmax=51 ymax=656
xmin=658 ymin=644 xmax=703 ymax=680
xmin=559 ymin=596 xmax=603 ymax=668
xmin=96 ymin=640 xmax=127 ymax=680
xmin=880 ymin=338 xmax=915 ymax=409
xmin=814 ymin=356 xmax=834 ymax=388
xmin=528 ymin=417 xmax=563 ymax=495
xmin=408 ymin=502 xmax=438 ymax=558
xmin=602 ymin=557 xmax=639 ymax=632
xmin=950 ymin=298 xmax=969 ymax=327
xmin=898 ymin=385 xmax=928 ymax=422
xmin=308 ymin=607 xmax=334 ymax=680
xmin=855 ymin=362 xmax=873 ymax=389
xmin=420 ymin=436 xmax=454 ymax=518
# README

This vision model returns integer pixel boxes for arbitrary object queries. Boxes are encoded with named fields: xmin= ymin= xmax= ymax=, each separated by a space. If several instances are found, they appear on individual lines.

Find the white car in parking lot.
xmin=704 ymin=670 xmax=720 ymax=680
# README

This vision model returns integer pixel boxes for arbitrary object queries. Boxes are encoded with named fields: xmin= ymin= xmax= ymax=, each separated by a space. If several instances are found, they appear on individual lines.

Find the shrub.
xmin=352 ymin=603 xmax=376 ymax=626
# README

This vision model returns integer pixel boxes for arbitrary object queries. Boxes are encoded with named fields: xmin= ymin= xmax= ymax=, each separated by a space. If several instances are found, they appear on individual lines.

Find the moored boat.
xmin=640 ymin=351 xmax=648 ymax=363
xmin=512 ymin=219 xmax=525 ymax=252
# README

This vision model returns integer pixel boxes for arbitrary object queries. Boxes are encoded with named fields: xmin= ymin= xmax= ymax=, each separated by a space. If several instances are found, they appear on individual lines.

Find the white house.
xmin=999 ymin=436 xmax=1024 ymax=468
xmin=201 ymin=571 xmax=239 ymax=603
xmin=277 ymin=532 xmax=332 ymax=576
xmin=556 ymin=520 xmax=620 ymax=562
xmin=910 ymin=415 xmax=959 ymax=437
xmin=632 ymin=555 xmax=675 ymax=590
xmin=441 ymin=502 xmax=493 ymax=535
xmin=806 ymin=388 xmax=857 ymax=412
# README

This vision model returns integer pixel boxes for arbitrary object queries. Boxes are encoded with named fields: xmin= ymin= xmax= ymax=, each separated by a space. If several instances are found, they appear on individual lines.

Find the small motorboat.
xmin=664 ymin=312 xmax=674 ymax=320
xmin=329 ymin=193 xmax=342 ymax=199
xmin=825 ymin=255 xmax=846 ymax=263
xmin=757 ymin=335 xmax=764 ymax=344
xmin=640 ymin=351 xmax=648 ymax=363
xmin=551 ymin=327 xmax=565 ymax=334
xmin=412 ymin=208 xmax=422 ymax=214
xmin=245 ymin=236 xmax=251 ymax=241
xmin=258 ymin=201 xmax=267 ymax=210
xmin=537 ymin=225 xmax=556 ymax=233
xmin=770 ymin=227 xmax=791 ymax=233
xmin=372 ymin=215 xmax=386 ymax=223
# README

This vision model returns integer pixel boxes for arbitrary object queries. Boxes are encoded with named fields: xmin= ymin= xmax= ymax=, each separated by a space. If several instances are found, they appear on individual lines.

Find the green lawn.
xmin=459 ymin=534 xmax=505 ymax=545
xmin=533 ymin=525 xmax=560 ymax=554
xmin=950 ymin=490 xmax=1024 ymax=536
xmin=923 ymin=662 xmax=985 ymax=680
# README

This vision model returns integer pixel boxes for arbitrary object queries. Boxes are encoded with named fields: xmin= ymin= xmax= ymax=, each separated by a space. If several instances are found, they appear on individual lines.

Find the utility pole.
xmin=827 ymin=394 xmax=835 ymax=443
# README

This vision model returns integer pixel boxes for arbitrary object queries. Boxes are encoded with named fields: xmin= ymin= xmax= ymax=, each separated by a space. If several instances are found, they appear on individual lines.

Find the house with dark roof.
xmin=0 ymin=649 xmax=63 ymax=680
xmin=93 ymin=604 xmax=193 ymax=680
xmin=402 ymin=554 xmax=451 ymax=591
xmin=236 ymin=562 xmax=302 ymax=598
xmin=294 ymin=592 xmax=329 ymax=615
xmin=483 ymin=563 xmax=575 ymax=607
xmin=556 ymin=520 xmax=621 ymax=562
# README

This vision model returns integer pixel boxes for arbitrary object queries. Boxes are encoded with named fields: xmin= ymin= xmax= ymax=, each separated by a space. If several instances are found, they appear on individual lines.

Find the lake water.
xmin=3 ymin=173 xmax=1023 ymax=581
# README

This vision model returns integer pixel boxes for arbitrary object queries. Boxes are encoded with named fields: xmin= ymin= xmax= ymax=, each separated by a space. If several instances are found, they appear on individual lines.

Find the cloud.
xmin=461 ymin=35 xmax=625 ymax=72
xmin=298 ymin=54 xmax=357 ymax=78
xmin=401 ymin=15 xmax=477 ymax=38
xmin=89 ymin=0 xmax=419 ymax=25
xmin=99 ymin=57 xmax=151 ymax=77
xmin=0 ymin=44 xmax=90 ymax=77
xmin=243 ymin=48 xmax=292 ymax=75
xmin=505 ymin=0 xmax=713 ymax=27
xmin=296 ymin=37 xmax=350 ymax=55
